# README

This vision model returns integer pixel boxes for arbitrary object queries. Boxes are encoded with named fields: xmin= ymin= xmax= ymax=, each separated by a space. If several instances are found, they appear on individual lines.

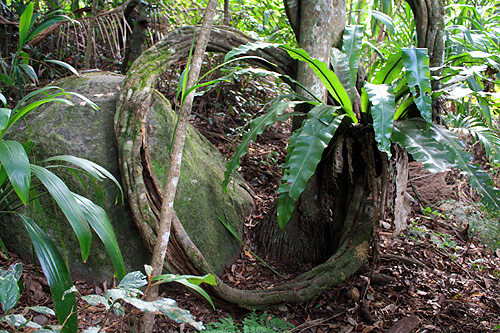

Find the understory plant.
xmin=222 ymin=23 xmax=500 ymax=228
xmin=205 ymin=311 xmax=294 ymax=332
xmin=0 ymin=2 xmax=77 ymax=97
xmin=0 ymin=263 xmax=215 ymax=332
xmin=0 ymin=86 xmax=126 ymax=332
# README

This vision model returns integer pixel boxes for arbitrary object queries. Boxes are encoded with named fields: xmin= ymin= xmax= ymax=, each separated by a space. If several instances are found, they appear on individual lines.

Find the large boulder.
xmin=1 ymin=72 xmax=253 ymax=280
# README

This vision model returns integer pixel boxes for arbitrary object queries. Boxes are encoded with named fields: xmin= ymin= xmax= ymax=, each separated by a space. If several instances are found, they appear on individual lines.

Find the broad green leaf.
xmin=153 ymin=274 xmax=216 ymax=309
xmin=0 ymin=140 xmax=30 ymax=204
xmin=372 ymin=51 xmax=403 ymax=84
xmin=0 ymin=263 xmax=22 ymax=281
xmin=0 ymin=108 xmax=11 ymax=130
xmin=223 ymin=100 xmax=302 ymax=191
xmin=281 ymin=106 xmax=344 ymax=201
xmin=0 ymin=93 xmax=6 ymax=106
xmin=0 ymin=275 xmax=20 ymax=313
xmin=81 ymin=295 xmax=109 ymax=310
xmin=154 ymin=273 xmax=216 ymax=286
xmin=123 ymin=297 xmax=205 ymax=330
xmin=342 ymin=25 xmax=365 ymax=100
xmin=18 ymin=2 xmax=34 ymax=47
xmin=72 ymin=193 xmax=126 ymax=279
xmin=330 ymin=48 xmax=351 ymax=95
xmin=392 ymin=120 xmax=456 ymax=173
xmin=224 ymin=40 xmax=275 ymax=61
xmin=44 ymin=155 xmax=123 ymax=202
xmin=365 ymin=82 xmax=395 ymax=153
xmin=46 ymin=60 xmax=79 ymax=77
xmin=4 ymin=314 xmax=26 ymax=328
xmin=31 ymin=165 xmax=91 ymax=261
xmin=117 ymin=271 xmax=147 ymax=294
xmin=27 ymin=16 xmax=68 ymax=43
xmin=430 ymin=122 xmax=500 ymax=211
xmin=402 ymin=48 xmax=433 ymax=124
xmin=27 ymin=306 xmax=56 ymax=316
xmin=20 ymin=215 xmax=77 ymax=332
xmin=277 ymin=191 xmax=296 ymax=229
xmin=5 ymin=97 xmax=73 ymax=135
xmin=281 ymin=45 xmax=356 ymax=122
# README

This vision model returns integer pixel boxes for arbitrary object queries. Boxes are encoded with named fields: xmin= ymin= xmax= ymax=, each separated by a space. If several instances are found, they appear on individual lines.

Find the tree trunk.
xmin=83 ymin=0 xmax=99 ymax=68
xmin=255 ymin=0 xmax=351 ymax=266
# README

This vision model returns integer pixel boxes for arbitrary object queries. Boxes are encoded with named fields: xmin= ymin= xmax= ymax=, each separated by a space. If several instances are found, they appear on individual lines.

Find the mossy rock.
xmin=1 ymin=72 xmax=252 ymax=280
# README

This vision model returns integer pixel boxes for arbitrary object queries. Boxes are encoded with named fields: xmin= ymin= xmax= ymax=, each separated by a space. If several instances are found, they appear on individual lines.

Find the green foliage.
xmin=342 ymin=25 xmax=365 ymax=100
xmin=364 ymin=82 xmax=395 ymax=153
xmin=205 ymin=311 xmax=294 ymax=332
xmin=0 ymin=263 xmax=22 ymax=314
xmin=401 ymin=48 xmax=432 ymax=124
xmin=222 ymin=99 xmax=300 ymax=191
xmin=82 ymin=267 xmax=213 ymax=331
xmin=392 ymin=118 xmax=500 ymax=211
xmin=21 ymin=215 xmax=77 ymax=331
xmin=0 ymin=87 xmax=126 ymax=332
xmin=0 ymin=2 xmax=75 ymax=94
xmin=277 ymin=107 xmax=345 ymax=227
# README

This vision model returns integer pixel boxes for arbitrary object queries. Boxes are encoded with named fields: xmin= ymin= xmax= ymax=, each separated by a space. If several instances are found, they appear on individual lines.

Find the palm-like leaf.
xmin=20 ymin=215 xmax=77 ymax=332
xmin=44 ymin=155 xmax=123 ymax=201
xmin=365 ymin=82 xmax=395 ymax=154
xmin=402 ymin=48 xmax=432 ymax=124
xmin=72 ymin=193 xmax=126 ymax=279
xmin=30 ymin=165 xmax=92 ymax=262
xmin=0 ymin=140 xmax=30 ymax=204
xmin=447 ymin=114 xmax=500 ymax=161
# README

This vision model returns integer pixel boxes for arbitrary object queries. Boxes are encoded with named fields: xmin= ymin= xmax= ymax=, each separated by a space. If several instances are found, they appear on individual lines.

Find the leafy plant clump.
xmin=205 ymin=311 xmax=294 ymax=332
xmin=0 ymin=263 xmax=215 ymax=332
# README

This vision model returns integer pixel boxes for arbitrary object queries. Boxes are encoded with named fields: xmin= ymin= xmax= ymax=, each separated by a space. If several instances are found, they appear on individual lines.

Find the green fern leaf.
xmin=402 ymin=48 xmax=432 ymax=124
xmin=393 ymin=119 xmax=500 ymax=211
xmin=342 ymin=25 xmax=365 ymax=99
xmin=392 ymin=119 xmax=456 ymax=173
xmin=372 ymin=51 xmax=403 ymax=84
xmin=224 ymin=41 xmax=275 ymax=61
xmin=223 ymin=100 xmax=301 ymax=191
xmin=365 ymin=82 xmax=395 ymax=154
xmin=281 ymin=45 xmax=356 ymax=122
xmin=278 ymin=107 xmax=345 ymax=228
xmin=330 ymin=48 xmax=351 ymax=96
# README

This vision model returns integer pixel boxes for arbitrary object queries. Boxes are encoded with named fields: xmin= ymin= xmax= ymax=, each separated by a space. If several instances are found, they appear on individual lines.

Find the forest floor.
xmin=2 ymin=73 xmax=500 ymax=332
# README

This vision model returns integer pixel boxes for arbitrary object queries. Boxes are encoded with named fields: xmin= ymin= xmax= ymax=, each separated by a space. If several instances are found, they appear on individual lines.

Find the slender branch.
xmin=139 ymin=0 xmax=219 ymax=332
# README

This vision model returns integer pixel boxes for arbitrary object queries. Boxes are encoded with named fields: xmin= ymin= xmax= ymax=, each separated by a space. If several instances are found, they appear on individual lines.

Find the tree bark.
xmin=83 ymin=0 xmax=99 ymax=68
xmin=140 ymin=1 xmax=219 ymax=332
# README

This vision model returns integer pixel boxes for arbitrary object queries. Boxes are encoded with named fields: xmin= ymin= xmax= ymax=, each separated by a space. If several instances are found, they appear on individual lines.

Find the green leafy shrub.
xmin=205 ymin=311 xmax=294 ymax=332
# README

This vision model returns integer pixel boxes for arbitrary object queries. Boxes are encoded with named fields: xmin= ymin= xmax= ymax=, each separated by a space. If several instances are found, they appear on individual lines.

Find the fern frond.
xmin=447 ymin=113 xmax=500 ymax=161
